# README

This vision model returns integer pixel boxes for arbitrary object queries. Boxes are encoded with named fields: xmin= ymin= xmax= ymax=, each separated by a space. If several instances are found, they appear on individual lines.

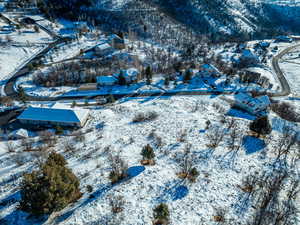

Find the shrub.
xmin=86 ymin=185 xmax=93 ymax=193
xmin=109 ymin=195 xmax=125 ymax=213
xmin=20 ymin=152 xmax=81 ymax=215
xmin=249 ymin=116 xmax=272 ymax=137
xmin=55 ymin=125 xmax=64 ymax=135
xmin=213 ymin=208 xmax=226 ymax=223
xmin=108 ymin=153 xmax=128 ymax=184
xmin=141 ymin=144 xmax=156 ymax=165
xmin=153 ymin=203 xmax=170 ymax=225
xmin=132 ymin=111 xmax=158 ymax=123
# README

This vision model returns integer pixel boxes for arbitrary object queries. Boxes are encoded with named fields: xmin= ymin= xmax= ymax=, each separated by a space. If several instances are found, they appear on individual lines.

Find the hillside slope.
xmin=89 ymin=0 xmax=300 ymax=41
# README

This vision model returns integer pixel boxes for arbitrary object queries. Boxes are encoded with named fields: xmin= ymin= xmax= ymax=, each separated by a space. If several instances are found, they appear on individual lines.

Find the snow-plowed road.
xmin=270 ymin=43 xmax=300 ymax=97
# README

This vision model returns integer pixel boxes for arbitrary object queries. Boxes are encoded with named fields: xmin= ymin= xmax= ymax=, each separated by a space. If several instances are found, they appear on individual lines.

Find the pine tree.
xmin=164 ymin=77 xmax=170 ymax=87
xmin=141 ymin=144 xmax=155 ymax=160
xmin=20 ymin=152 xmax=81 ymax=215
xmin=183 ymin=69 xmax=192 ymax=83
xmin=145 ymin=66 xmax=152 ymax=85
xmin=249 ymin=116 xmax=272 ymax=137
xmin=118 ymin=70 xmax=127 ymax=85
xmin=153 ymin=203 xmax=170 ymax=224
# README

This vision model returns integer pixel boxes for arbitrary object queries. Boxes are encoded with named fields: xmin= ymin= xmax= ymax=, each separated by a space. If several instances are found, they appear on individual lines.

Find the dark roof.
xmin=18 ymin=107 xmax=80 ymax=124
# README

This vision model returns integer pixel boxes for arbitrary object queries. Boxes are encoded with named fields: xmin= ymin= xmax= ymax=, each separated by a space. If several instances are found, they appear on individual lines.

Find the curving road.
xmin=270 ymin=43 xmax=300 ymax=97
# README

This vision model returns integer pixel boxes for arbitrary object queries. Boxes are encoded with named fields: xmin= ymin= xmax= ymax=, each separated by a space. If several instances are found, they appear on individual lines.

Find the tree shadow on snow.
xmin=156 ymin=180 xmax=189 ymax=202
xmin=0 ymin=192 xmax=49 ymax=225
xmin=242 ymin=136 xmax=266 ymax=155
xmin=52 ymin=166 xmax=145 ymax=224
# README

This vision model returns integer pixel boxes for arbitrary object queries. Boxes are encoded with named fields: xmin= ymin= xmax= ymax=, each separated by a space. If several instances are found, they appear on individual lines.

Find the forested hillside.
xmin=15 ymin=0 xmax=300 ymax=42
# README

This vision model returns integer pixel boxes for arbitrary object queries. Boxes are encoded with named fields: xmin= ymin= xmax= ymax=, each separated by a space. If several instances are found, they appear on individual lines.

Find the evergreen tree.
xmin=153 ymin=203 xmax=170 ymax=224
xmin=117 ymin=31 xmax=124 ymax=39
xmin=107 ymin=94 xmax=116 ymax=103
xmin=164 ymin=77 xmax=170 ymax=87
xmin=249 ymin=116 xmax=272 ymax=136
xmin=141 ymin=144 xmax=155 ymax=160
xmin=20 ymin=152 xmax=81 ymax=215
xmin=118 ymin=70 xmax=127 ymax=85
xmin=145 ymin=66 xmax=152 ymax=85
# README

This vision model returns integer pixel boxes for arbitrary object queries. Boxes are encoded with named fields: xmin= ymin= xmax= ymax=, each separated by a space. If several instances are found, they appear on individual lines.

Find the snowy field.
xmin=0 ymin=95 xmax=299 ymax=225
xmin=0 ymin=14 xmax=52 ymax=96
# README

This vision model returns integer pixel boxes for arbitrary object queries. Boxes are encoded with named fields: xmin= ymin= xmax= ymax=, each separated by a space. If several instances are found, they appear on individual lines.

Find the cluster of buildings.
xmin=78 ymin=68 xmax=139 ymax=91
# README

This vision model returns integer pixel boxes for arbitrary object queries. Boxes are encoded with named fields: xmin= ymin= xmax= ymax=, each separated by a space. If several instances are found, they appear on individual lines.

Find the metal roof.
xmin=18 ymin=107 xmax=81 ymax=124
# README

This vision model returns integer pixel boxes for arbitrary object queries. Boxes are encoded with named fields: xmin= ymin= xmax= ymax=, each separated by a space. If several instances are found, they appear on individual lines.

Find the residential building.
xmin=233 ymin=92 xmax=271 ymax=115
xmin=95 ymin=43 xmax=115 ymax=57
xmin=115 ymin=68 xmax=139 ymax=84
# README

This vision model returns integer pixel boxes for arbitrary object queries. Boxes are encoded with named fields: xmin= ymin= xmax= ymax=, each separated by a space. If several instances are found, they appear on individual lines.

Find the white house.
xmin=18 ymin=104 xmax=90 ymax=128
xmin=233 ymin=92 xmax=270 ymax=115
xmin=97 ymin=76 xmax=118 ymax=86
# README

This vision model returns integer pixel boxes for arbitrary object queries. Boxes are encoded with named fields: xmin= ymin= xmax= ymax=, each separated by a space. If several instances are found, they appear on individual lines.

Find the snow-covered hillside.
xmin=89 ymin=0 xmax=300 ymax=40
xmin=0 ymin=96 xmax=299 ymax=225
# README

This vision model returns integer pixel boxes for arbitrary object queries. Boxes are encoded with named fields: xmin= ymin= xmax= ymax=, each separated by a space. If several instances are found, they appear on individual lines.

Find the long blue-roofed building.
xmin=17 ymin=103 xmax=90 ymax=128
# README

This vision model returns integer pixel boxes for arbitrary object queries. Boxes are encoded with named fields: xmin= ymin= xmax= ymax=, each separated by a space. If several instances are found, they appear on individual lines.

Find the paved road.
xmin=270 ymin=43 xmax=300 ymax=97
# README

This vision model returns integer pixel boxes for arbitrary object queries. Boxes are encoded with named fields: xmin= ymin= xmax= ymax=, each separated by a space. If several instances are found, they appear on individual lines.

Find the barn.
xmin=18 ymin=105 xmax=90 ymax=128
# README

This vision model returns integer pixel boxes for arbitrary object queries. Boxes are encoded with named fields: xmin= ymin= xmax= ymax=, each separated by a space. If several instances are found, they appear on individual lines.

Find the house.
xmin=198 ymin=64 xmax=221 ymax=78
xmin=109 ymin=34 xmax=126 ymax=49
xmin=18 ymin=105 xmax=90 ymax=128
xmin=239 ymin=49 xmax=260 ymax=67
xmin=114 ymin=68 xmax=139 ymax=84
xmin=233 ymin=92 xmax=271 ymax=115
xmin=97 ymin=75 xmax=118 ymax=87
xmin=95 ymin=43 xmax=115 ymax=57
